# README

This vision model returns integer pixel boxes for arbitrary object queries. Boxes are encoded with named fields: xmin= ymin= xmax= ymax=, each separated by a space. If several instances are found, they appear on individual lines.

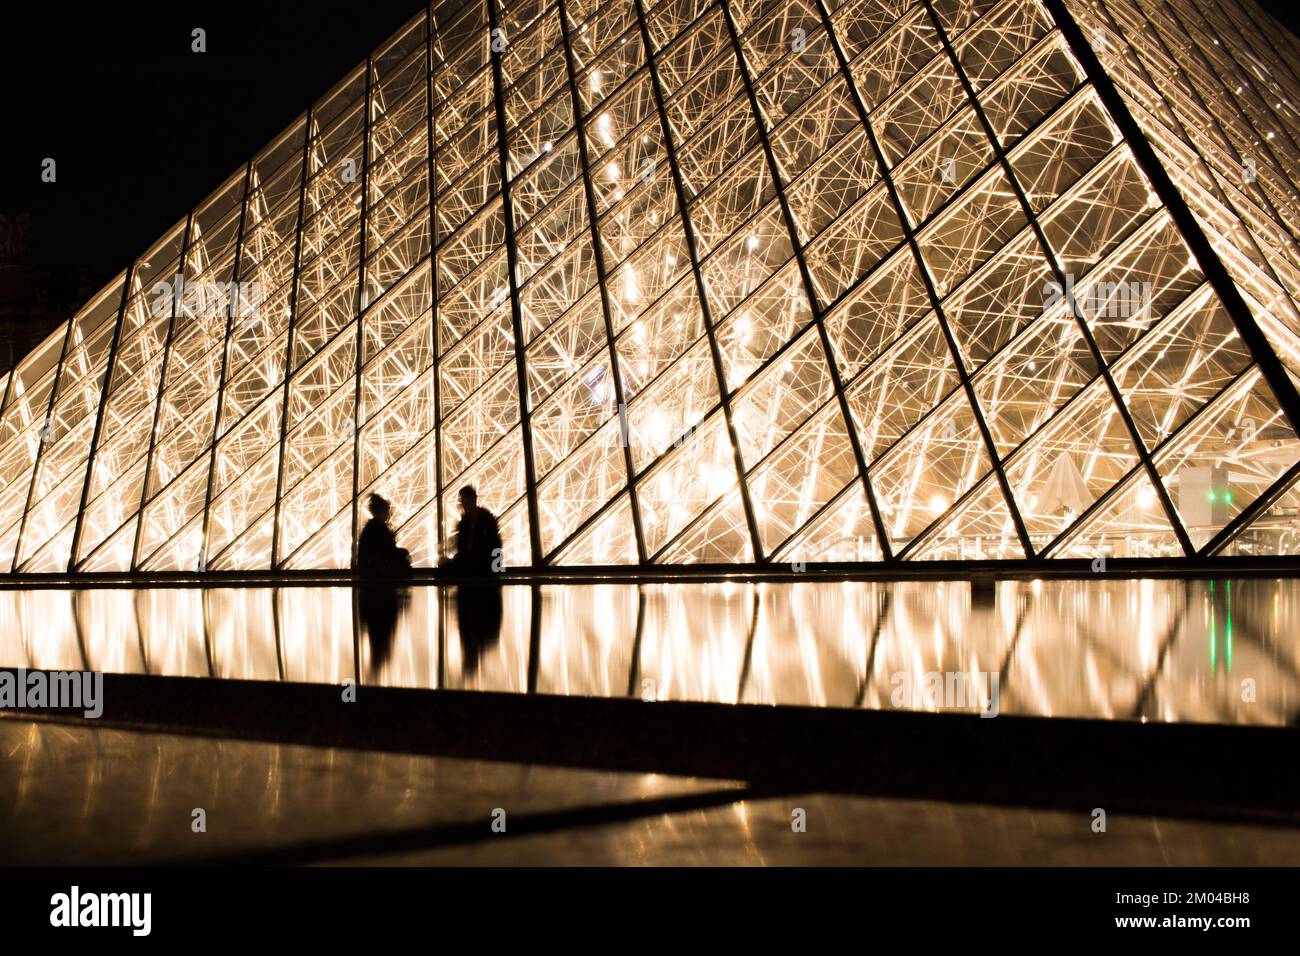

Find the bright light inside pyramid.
xmin=647 ymin=408 xmax=671 ymax=446
xmin=705 ymin=464 xmax=732 ymax=497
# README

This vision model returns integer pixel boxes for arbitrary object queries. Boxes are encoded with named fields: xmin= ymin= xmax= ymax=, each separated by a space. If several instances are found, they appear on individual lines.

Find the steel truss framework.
xmin=6 ymin=0 xmax=1300 ymax=574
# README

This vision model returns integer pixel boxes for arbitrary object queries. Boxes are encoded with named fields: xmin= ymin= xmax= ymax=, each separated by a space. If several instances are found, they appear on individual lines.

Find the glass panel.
xmin=1155 ymin=369 xmax=1300 ymax=551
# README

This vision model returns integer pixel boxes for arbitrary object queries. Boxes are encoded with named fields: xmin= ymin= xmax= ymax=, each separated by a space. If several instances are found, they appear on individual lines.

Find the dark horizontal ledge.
xmin=4 ymin=670 xmax=1298 ymax=824
xmin=2 ymin=554 xmax=1300 ymax=590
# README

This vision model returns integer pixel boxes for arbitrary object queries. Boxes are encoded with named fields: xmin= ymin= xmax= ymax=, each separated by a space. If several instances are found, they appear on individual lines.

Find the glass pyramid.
xmin=5 ymin=0 xmax=1300 ymax=574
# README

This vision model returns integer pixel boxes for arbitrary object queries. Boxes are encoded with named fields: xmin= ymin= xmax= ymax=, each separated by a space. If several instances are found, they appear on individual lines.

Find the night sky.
xmin=1 ymin=0 xmax=1299 ymax=310
xmin=0 ymin=0 xmax=428 ymax=290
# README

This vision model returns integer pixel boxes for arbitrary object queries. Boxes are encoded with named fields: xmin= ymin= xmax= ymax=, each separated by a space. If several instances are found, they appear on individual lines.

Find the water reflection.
xmin=452 ymin=585 xmax=503 ymax=679
xmin=359 ymin=584 xmax=408 ymax=676
xmin=1 ymin=579 xmax=1297 ymax=725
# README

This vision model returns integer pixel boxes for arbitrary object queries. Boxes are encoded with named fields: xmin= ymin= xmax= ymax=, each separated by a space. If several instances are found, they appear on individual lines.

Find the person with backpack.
xmin=446 ymin=484 xmax=502 ymax=577
xmin=357 ymin=493 xmax=412 ymax=577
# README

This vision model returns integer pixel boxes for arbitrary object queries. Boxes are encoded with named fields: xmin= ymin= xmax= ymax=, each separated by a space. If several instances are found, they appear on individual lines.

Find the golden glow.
xmin=1 ymin=578 xmax=1291 ymax=724
xmin=2 ymin=0 xmax=1299 ymax=575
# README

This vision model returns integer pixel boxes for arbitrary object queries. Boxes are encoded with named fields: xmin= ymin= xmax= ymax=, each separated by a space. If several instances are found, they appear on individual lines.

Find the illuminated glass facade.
xmin=4 ymin=0 xmax=1300 ymax=574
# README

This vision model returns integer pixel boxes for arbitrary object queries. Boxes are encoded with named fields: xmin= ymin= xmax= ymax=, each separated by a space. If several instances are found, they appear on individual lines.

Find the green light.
xmin=1227 ymin=581 xmax=1233 ymax=674
xmin=1225 ymin=492 xmax=1234 ymax=504
xmin=1207 ymin=491 xmax=1216 ymax=501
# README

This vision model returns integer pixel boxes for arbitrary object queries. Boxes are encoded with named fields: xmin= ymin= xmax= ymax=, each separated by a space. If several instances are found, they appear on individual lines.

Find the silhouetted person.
xmin=445 ymin=485 xmax=501 ymax=577
xmin=357 ymin=493 xmax=411 ymax=578
xmin=437 ymin=486 xmax=502 ymax=675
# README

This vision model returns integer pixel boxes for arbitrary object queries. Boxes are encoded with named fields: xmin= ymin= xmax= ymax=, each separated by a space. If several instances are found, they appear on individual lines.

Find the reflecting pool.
xmin=1 ymin=578 xmax=1297 ymax=725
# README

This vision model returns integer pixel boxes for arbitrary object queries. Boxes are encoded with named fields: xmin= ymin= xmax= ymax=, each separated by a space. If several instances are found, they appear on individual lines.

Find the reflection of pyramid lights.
xmin=734 ymin=315 xmax=752 ymax=344
xmin=589 ymin=70 xmax=601 ymax=93
xmin=928 ymin=494 xmax=947 ymax=514
xmin=746 ymin=235 xmax=760 ymax=252
xmin=607 ymin=161 xmax=620 ymax=182
xmin=542 ymin=141 xmax=553 ymax=152
xmin=598 ymin=113 xmax=615 ymax=147
xmin=623 ymin=269 xmax=640 ymax=303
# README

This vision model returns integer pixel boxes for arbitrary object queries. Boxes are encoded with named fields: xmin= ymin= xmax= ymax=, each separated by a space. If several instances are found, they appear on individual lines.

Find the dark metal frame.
xmin=631 ymin=0 xmax=766 ymax=559
xmin=1075 ymin=0 xmax=1300 ymax=557
xmin=1044 ymin=0 xmax=1300 ymax=456
xmin=819 ymin=0 xmax=1036 ymax=558
xmin=67 ymin=266 xmax=137 ymax=571
xmin=1090 ymin=0 xmax=1300 ymax=353
xmin=130 ymin=213 xmax=196 ymax=571
xmin=269 ymin=112 xmax=317 ymax=570
xmin=924 ymin=0 xmax=1194 ymax=556
xmin=719 ymin=0 xmax=892 ymax=560
xmin=555 ymin=0 xmax=650 ymax=563
xmin=350 ymin=57 xmax=377 ymax=570
xmin=488 ymin=0 xmax=546 ymax=565
xmin=10 ymin=288 xmax=80 ymax=571
xmin=428 ymin=4 xmax=448 ymax=561
xmin=539 ymin=26 xmax=1103 ymax=564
